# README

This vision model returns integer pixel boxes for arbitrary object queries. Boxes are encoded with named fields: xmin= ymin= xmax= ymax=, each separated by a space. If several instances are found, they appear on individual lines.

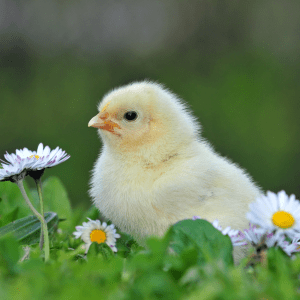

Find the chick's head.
xmin=89 ymin=81 xmax=201 ymax=163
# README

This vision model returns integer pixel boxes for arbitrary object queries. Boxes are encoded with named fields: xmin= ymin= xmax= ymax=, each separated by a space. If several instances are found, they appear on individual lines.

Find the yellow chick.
xmin=88 ymin=81 xmax=262 ymax=263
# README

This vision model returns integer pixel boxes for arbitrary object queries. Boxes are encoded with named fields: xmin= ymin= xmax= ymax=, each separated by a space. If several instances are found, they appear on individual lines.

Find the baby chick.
xmin=88 ymin=81 xmax=262 ymax=263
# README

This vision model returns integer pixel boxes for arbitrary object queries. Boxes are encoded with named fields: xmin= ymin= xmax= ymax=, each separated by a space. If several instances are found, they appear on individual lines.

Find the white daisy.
xmin=73 ymin=218 xmax=121 ymax=253
xmin=247 ymin=191 xmax=300 ymax=239
xmin=192 ymin=216 xmax=247 ymax=246
xmin=280 ymin=236 xmax=300 ymax=256
xmin=0 ymin=162 xmax=28 ymax=182
xmin=243 ymin=223 xmax=300 ymax=257
xmin=243 ymin=223 xmax=285 ymax=248
xmin=5 ymin=143 xmax=70 ymax=171
xmin=0 ymin=143 xmax=70 ymax=182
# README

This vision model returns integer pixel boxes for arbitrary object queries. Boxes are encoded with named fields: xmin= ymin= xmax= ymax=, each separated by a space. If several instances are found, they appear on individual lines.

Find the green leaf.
xmin=70 ymin=205 xmax=101 ymax=229
xmin=0 ymin=212 xmax=58 ymax=245
xmin=41 ymin=176 xmax=72 ymax=229
xmin=0 ymin=207 xmax=19 ymax=227
xmin=87 ymin=242 xmax=114 ymax=261
xmin=116 ymin=232 xmax=142 ymax=258
xmin=0 ymin=180 xmax=38 ymax=219
xmin=0 ymin=234 xmax=20 ymax=276
xmin=80 ymin=205 xmax=101 ymax=222
xmin=166 ymin=219 xmax=234 ymax=267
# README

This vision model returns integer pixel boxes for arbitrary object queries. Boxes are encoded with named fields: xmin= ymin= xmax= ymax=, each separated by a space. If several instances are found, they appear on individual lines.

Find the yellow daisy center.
xmin=272 ymin=211 xmax=295 ymax=229
xmin=29 ymin=155 xmax=40 ymax=160
xmin=90 ymin=229 xmax=106 ymax=244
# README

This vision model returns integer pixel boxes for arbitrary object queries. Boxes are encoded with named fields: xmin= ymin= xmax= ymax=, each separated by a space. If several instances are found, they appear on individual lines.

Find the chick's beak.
xmin=88 ymin=112 xmax=121 ymax=134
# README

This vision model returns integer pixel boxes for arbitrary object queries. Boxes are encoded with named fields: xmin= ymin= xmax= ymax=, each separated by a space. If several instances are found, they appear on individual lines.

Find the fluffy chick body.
xmin=89 ymin=81 xmax=262 ymax=262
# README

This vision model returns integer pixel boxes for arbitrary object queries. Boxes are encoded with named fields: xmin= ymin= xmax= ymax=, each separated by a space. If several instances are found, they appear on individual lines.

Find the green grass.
xmin=1 ymin=176 xmax=300 ymax=299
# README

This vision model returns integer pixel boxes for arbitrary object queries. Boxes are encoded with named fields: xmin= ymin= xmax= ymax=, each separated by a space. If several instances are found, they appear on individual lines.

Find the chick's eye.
xmin=124 ymin=111 xmax=138 ymax=121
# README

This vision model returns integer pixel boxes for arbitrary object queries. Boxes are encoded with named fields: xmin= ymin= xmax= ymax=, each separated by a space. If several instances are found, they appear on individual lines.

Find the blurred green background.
xmin=1 ymin=0 xmax=299 ymax=209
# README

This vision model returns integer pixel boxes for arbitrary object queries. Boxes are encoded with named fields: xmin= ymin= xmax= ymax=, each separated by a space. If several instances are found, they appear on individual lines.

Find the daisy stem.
xmin=16 ymin=179 xmax=50 ymax=262
xmin=36 ymin=178 xmax=50 ymax=262
xmin=35 ymin=178 xmax=45 ymax=250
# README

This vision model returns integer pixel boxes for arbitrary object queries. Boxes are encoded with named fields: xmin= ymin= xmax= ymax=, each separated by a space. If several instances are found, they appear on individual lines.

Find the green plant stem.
xmin=36 ymin=178 xmax=45 ymax=250
xmin=16 ymin=179 xmax=50 ymax=262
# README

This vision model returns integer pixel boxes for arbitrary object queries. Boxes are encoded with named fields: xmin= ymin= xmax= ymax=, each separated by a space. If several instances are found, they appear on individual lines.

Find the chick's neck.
xmin=107 ymin=134 xmax=195 ymax=170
